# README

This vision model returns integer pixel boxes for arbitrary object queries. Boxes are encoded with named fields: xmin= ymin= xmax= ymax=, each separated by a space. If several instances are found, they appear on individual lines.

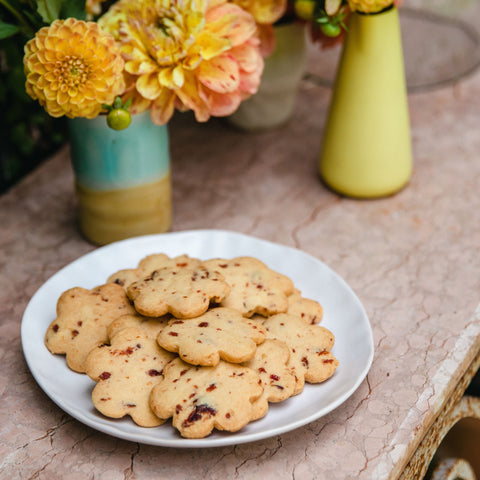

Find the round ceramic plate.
xmin=21 ymin=229 xmax=374 ymax=448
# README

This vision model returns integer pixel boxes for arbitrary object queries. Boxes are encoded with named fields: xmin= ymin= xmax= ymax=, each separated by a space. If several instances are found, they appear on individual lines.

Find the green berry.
xmin=294 ymin=0 xmax=316 ymax=20
xmin=107 ymin=109 xmax=132 ymax=131
xmin=320 ymin=22 xmax=342 ymax=37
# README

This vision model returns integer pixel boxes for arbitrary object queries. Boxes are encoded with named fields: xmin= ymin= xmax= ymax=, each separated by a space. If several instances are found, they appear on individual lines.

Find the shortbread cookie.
xmin=108 ymin=254 xmax=202 ymax=289
xmin=107 ymin=253 xmax=172 ymax=288
xmin=85 ymin=327 xmax=176 ymax=427
xmin=262 ymin=314 xmax=338 ymax=395
xmin=243 ymin=338 xmax=296 ymax=420
xmin=126 ymin=266 xmax=230 ymax=319
xmin=287 ymin=289 xmax=324 ymax=325
xmin=203 ymin=257 xmax=294 ymax=317
xmin=107 ymin=313 xmax=170 ymax=341
xmin=157 ymin=307 xmax=266 ymax=366
xmin=45 ymin=283 xmax=136 ymax=373
xmin=149 ymin=357 xmax=263 ymax=438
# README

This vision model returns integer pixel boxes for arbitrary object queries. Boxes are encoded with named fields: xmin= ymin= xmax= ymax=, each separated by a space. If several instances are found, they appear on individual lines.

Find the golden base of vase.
xmin=320 ymin=172 xmax=411 ymax=199
xmin=75 ymin=173 xmax=172 ymax=245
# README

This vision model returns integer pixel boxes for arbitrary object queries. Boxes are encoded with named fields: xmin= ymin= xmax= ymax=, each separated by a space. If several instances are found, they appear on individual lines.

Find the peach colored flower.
xmin=86 ymin=0 xmax=108 ymax=16
xmin=231 ymin=0 xmax=288 ymax=57
xmin=23 ymin=18 xmax=125 ymax=119
xmin=99 ymin=0 xmax=264 ymax=124
xmin=233 ymin=0 xmax=287 ymax=25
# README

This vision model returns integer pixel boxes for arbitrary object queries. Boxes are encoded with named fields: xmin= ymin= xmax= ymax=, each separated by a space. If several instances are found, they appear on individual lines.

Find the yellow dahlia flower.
xmin=99 ymin=0 xmax=264 ymax=125
xmin=24 ymin=18 xmax=126 ymax=119
xmin=347 ymin=0 xmax=396 ymax=14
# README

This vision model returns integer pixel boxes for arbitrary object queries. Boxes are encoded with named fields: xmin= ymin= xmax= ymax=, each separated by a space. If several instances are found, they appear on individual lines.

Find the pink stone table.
xmin=1 ymin=24 xmax=480 ymax=480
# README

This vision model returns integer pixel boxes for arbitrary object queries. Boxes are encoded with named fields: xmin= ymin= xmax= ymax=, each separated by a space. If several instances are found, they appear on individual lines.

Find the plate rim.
xmin=21 ymin=229 xmax=374 ymax=448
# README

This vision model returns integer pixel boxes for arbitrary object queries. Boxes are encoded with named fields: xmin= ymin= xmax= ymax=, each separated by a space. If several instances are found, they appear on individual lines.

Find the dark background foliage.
xmin=0 ymin=35 xmax=67 ymax=194
xmin=0 ymin=0 xmax=89 ymax=194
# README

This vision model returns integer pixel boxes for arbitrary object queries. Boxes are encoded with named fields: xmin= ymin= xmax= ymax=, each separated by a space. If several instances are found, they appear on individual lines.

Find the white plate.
xmin=21 ymin=229 xmax=374 ymax=448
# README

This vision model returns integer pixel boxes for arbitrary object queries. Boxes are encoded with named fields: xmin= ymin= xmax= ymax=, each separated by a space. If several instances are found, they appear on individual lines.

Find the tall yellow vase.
xmin=319 ymin=7 xmax=412 ymax=198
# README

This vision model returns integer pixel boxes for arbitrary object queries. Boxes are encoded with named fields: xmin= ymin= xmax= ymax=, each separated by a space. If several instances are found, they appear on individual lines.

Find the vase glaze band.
xmin=68 ymin=112 xmax=172 ymax=245
xmin=68 ymin=112 xmax=170 ymax=191
xmin=75 ymin=173 xmax=172 ymax=245
xmin=356 ymin=4 xmax=394 ymax=15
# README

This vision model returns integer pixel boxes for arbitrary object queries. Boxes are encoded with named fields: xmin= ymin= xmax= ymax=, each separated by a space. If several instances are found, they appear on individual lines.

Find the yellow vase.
xmin=319 ymin=7 xmax=412 ymax=198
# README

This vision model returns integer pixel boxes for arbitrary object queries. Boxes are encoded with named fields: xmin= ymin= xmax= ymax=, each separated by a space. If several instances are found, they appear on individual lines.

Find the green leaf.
xmin=60 ymin=0 xmax=87 ymax=20
xmin=0 ymin=21 xmax=20 ymax=39
xmin=23 ymin=10 xmax=44 ymax=30
xmin=36 ymin=0 xmax=64 ymax=23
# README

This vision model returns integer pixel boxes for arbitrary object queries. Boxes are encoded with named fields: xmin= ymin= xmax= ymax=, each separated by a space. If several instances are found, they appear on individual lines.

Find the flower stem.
xmin=0 ymin=0 xmax=36 ymax=35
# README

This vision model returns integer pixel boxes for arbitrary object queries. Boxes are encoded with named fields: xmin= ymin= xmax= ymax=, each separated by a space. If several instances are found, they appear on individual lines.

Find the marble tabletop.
xmin=2 ymin=10 xmax=480 ymax=480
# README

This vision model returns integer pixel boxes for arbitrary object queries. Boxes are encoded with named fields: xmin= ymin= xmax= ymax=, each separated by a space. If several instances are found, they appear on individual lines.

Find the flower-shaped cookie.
xmin=157 ymin=307 xmax=266 ymax=366
xmin=149 ymin=357 xmax=263 ymax=438
xmin=108 ymin=254 xmax=202 ymax=289
xmin=242 ymin=338 xmax=296 ymax=420
xmin=85 ymin=327 xmax=176 ymax=427
xmin=126 ymin=265 xmax=230 ymax=318
xmin=287 ymin=289 xmax=324 ymax=325
xmin=262 ymin=314 xmax=339 ymax=395
xmin=107 ymin=313 xmax=170 ymax=341
xmin=203 ymin=257 xmax=294 ymax=317
xmin=44 ymin=283 xmax=136 ymax=373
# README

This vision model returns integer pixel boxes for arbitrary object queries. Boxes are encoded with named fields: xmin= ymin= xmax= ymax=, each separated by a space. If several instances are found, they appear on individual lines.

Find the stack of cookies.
xmin=44 ymin=254 xmax=339 ymax=439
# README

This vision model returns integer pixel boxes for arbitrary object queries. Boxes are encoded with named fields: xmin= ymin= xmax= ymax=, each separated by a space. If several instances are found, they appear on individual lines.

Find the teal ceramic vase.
xmin=68 ymin=112 xmax=172 ymax=245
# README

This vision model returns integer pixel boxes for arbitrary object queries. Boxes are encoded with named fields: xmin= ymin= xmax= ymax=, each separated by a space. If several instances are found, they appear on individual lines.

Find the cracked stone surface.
xmin=2 ymin=12 xmax=480 ymax=479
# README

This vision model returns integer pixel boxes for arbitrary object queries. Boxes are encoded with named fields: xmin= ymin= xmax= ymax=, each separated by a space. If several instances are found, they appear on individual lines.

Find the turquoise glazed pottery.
xmin=68 ymin=112 xmax=172 ymax=245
